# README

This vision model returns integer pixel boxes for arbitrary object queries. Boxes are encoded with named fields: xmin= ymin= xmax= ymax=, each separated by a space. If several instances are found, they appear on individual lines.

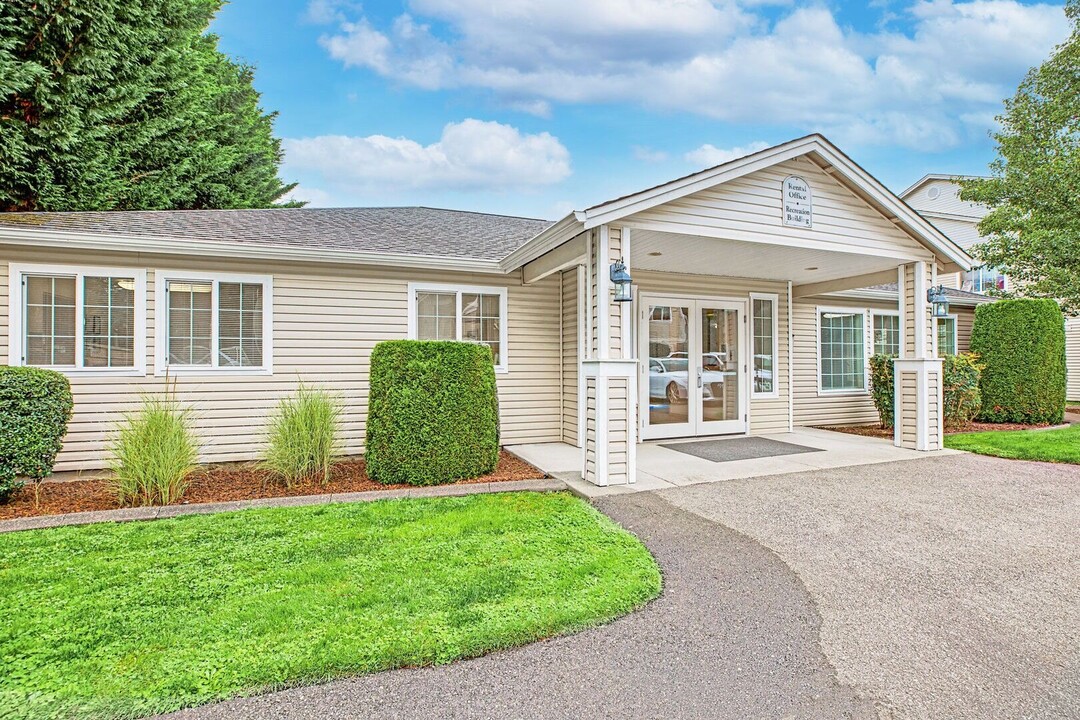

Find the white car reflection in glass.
xmin=648 ymin=356 xmax=725 ymax=404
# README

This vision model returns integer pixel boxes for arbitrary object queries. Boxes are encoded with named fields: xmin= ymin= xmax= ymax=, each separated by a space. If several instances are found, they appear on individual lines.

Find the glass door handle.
xmin=697 ymin=368 xmax=703 ymax=388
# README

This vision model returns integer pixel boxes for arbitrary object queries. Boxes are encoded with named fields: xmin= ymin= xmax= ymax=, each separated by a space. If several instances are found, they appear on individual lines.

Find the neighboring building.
xmin=0 ymin=135 xmax=975 ymax=486
xmin=900 ymin=174 xmax=1007 ymax=294
xmin=902 ymin=174 xmax=1080 ymax=400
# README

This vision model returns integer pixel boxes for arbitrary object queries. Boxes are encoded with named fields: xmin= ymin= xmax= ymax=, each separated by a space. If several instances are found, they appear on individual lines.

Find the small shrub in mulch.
xmin=0 ymin=367 xmax=73 ymax=503
xmin=0 ymin=450 xmax=544 ymax=522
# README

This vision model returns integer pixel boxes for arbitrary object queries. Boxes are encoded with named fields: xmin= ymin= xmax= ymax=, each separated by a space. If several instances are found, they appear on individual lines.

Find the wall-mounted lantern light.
xmin=927 ymin=285 xmax=949 ymax=318
xmin=610 ymin=259 xmax=633 ymax=302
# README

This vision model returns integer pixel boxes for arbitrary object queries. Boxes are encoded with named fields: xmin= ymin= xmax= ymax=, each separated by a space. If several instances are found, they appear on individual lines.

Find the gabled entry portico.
xmin=511 ymin=135 xmax=974 ymax=487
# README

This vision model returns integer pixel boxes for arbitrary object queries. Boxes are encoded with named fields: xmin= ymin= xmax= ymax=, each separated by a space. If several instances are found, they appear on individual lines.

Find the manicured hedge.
xmin=969 ymin=298 xmax=1065 ymax=424
xmin=365 ymin=340 xmax=499 ymax=485
xmin=0 ymin=367 xmax=74 ymax=497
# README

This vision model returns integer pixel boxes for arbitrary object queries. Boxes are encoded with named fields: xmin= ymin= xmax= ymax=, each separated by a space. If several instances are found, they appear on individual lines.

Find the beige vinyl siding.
xmin=627 ymin=157 xmax=930 ymax=260
xmin=608 ymin=377 xmax=629 ymax=479
xmin=585 ymin=377 xmax=596 ymax=477
xmin=927 ymin=217 xmax=983 ymax=251
xmin=897 ymin=369 xmax=918 ymax=446
xmin=793 ymin=296 xmax=896 ymax=427
xmin=955 ymin=306 xmax=975 ymax=353
xmin=938 ymin=271 xmax=962 ymax=289
xmin=904 ymin=179 xmax=989 ymax=219
xmin=632 ymin=269 xmax=791 ymax=435
xmin=1067 ymin=319 xmax=1080 ymax=400
xmin=927 ymin=367 xmax=942 ymax=447
xmin=560 ymin=267 xmax=579 ymax=445
xmin=2 ymin=246 xmax=562 ymax=471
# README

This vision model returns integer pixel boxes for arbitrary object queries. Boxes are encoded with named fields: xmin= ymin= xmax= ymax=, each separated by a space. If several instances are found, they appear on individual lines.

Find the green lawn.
xmin=945 ymin=423 xmax=1080 ymax=463
xmin=0 ymin=492 xmax=661 ymax=720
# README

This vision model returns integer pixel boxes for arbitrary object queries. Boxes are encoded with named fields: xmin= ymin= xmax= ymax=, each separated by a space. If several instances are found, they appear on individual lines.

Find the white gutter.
xmin=0 ymin=226 xmax=506 ymax=274
xmin=497 ymin=213 xmax=584 ymax=273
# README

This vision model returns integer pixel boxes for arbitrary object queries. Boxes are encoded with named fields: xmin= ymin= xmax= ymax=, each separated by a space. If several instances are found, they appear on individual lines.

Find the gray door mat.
xmin=660 ymin=437 xmax=822 ymax=463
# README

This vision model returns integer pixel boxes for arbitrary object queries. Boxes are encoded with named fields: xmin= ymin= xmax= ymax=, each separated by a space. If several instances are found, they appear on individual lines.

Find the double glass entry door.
xmin=641 ymin=297 xmax=746 ymax=440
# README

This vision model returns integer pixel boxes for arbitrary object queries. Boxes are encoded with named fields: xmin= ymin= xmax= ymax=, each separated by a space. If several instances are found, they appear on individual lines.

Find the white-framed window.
xmin=154 ymin=271 xmax=273 ymax=375
xmin=937 ymin=315 xmax=958 ymax=356
xmin=407 ymin=283 xmax=509 ymax=373
xmin=817 ymin=307 xmax=867 ymax=394
xmin=872 ymin=311 xmax=900 ymax=356
xmin=8 ymin=263 xmax=147 ymax=375
xmin=963 ymin=266 xmax=1006 ymax=294
xmin=750 ymin=292 xmax=778 ymax=398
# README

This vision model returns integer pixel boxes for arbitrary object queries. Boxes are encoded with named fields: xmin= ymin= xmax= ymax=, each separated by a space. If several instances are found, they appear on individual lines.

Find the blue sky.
xmin=213 ymin=0 xmax=1068 ymax=219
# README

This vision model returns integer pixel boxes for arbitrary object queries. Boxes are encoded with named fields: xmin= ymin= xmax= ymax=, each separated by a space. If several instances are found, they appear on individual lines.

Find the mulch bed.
xmin=817 ymin=421 xmax=1053 ymax=440
xmin=0 ymin=450 xmax=546 ymax=522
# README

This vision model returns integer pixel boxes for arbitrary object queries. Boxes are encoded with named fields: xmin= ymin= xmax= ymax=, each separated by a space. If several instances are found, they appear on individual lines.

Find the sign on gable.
xmin=782 ymin=176 xmax=812 ymax=228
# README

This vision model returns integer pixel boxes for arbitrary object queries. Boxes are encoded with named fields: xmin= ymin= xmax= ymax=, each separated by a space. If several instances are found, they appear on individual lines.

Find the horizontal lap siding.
xmin=561 ymin=268 xmax=579 ymax=445
xmin=793 ymin=296 xmax=896 ymax=427
xmin=632 ymin=270 xmax=790 ymax=435
xmin=628 ymin=157 xmax=928 ymax=259
xmin=905 ymin=180 xmax=988 ymax=220
xmin=955 ymin=306 xmax=975 ymax=353
xmin=1068 ymin=320 xmax=1080 ymax=400
xmin=1 ymin=247 xmax=562 ymax=471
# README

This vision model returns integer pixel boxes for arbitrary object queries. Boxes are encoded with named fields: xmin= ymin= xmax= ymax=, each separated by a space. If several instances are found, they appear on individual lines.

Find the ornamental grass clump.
xmin=110 ymin=393 xmax=198 ymax=506
xmin=263 ymin=384 xmax=343 ymax=487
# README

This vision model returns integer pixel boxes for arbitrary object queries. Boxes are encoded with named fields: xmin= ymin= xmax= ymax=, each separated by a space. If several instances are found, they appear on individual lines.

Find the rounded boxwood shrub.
xmin=0 ymin=367 xmax=74 ymax=501
xmin=366 ymin=340 xmax=499 ymax=486
xmin=969 ymin=298 xmax=1065 ymax=424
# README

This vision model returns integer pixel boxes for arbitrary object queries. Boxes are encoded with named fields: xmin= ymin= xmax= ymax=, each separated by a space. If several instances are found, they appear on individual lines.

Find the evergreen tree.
xmin=959 ymin=1 xmax=1079 ymax=312
xmin=0 ymin=0 xmax=297 ymax=211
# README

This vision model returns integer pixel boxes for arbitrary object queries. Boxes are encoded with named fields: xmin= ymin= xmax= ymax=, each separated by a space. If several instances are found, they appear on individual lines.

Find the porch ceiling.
xmin=629 ymin=228 xmax=917 ymax=286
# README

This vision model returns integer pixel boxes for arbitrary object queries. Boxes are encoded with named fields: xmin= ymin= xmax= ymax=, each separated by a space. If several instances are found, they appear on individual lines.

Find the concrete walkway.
xmin=510 ymin=427 xmax=961 ymax=497
xmin=160 ymin=491 xmax=878 ymax=720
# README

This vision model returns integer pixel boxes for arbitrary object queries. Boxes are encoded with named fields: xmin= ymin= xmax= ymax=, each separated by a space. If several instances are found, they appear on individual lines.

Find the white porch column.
xmin=894 ymin=260 xmax=944 ymax=450
xmin=581 ymin=224 xmax=638 ymax=486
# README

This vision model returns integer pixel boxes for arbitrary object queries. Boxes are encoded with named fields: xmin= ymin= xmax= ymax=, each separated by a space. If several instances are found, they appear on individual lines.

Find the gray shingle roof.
xmin=0 ymin=207 xmax=554 ymax=262
xmin=863 ymin=282 xmax=993 ymax=303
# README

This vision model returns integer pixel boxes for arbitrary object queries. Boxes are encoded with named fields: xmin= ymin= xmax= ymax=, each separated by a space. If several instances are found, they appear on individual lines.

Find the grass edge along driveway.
xmin=945 ymin=423 xmax=1080 ymax=463
xmin=0 ymin=491 xmax=661 ymax=720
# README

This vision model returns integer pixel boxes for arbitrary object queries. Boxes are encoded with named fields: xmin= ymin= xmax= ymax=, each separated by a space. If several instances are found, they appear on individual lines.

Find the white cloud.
xmin=633 ymin=146 xmax=670 ymax=163
xmin=311 ymin=0 xmax=1069 ymax=149
xmin=684 ymin=141 xmax=770 ymax=167
xmin=281 ymin=185 xmax=337 ymax=207
xmin=283 ymin=118 xmax=571 ymax=192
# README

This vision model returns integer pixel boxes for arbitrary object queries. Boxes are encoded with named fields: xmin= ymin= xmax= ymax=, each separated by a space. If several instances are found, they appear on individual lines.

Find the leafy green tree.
xmin=959 ymin=1 xmax=1079 ymax=312
xmin=0 ymin=0 xmax=296 ymax=211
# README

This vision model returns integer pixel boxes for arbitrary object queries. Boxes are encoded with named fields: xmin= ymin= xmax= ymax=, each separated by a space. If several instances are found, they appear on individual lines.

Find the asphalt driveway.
xmin=659 ymin=452 xmax=1080 ymax=719
xmin=162 ymin=452 xmax=1080 ymax=720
